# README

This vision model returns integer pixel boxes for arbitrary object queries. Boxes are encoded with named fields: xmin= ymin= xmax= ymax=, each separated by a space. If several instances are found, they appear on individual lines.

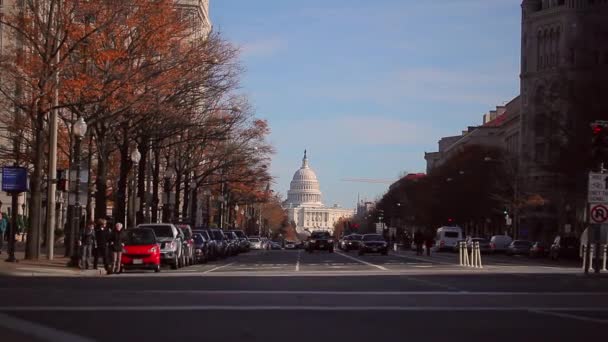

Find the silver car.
xmin=467 ymin=238 xmax=492 ymax=254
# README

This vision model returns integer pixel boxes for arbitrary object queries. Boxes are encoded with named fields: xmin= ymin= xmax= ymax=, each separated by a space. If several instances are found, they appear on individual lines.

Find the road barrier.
xmin=581 ymin=244 xmax=608 ymax=273
xmin=581 ymin=245 xmax=588 ymax=271
xmin=458 ymin=241 xmax=482 ymax=269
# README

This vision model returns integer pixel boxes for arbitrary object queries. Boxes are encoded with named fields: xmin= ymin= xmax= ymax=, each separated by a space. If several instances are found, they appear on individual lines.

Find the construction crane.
xmin=341 ymin=178 xmax=396 ymax=184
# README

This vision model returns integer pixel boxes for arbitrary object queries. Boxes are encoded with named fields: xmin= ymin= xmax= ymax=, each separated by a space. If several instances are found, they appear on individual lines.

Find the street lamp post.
xmin=68 ymin=117 xmax=87 ymax=267
xmin=163 ymin=167 xmax=175 ymax=223
xmin=130 ymin=148 xmax=141 ymax=228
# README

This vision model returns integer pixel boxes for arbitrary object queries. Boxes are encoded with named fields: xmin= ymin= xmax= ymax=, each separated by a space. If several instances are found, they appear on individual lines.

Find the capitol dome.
xmin=285 ymin=151 xmax=323 ymax=207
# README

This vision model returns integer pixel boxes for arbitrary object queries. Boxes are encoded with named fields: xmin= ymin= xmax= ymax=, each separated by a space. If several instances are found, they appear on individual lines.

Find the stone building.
xmin=283 ymin=151 xmax=354 ymax=234
xmin=519 ymin=0 xmax=608 ymax=239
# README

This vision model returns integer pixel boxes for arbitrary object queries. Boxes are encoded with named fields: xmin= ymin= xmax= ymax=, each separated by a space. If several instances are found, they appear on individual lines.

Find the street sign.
xmin=589 ymin=204 xmax=608 ymax=224
xmin=1 ymin=166 xmax=28 ymax=193
xmin=588 ymin=172 xmax=608 ymax=202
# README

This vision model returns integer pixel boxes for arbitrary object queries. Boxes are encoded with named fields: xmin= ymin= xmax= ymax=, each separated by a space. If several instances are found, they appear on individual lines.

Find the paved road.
xmin=0 ymin=249 xmax=606 ymax=342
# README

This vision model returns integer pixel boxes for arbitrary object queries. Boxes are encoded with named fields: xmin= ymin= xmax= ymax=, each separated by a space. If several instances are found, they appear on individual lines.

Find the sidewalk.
xmin=0 ymin=242 xmax=104 ymax=277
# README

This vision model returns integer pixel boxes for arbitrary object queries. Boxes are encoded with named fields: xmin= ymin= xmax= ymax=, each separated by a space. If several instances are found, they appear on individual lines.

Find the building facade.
xmin=519 ymin=0 xmax=608 ymax=240
xmin=283 ymin=151 xmax=354 ymax=234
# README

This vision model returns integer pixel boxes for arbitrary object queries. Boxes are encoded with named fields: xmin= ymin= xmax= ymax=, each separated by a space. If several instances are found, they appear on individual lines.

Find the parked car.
xmin=269 ymin=241 xmax=283 ymax=250
xmin=339 ymin=234 xmax=362 ymax=251
xmin=506 ymin=240 xmax=533 ymax=256
xmin=529 ymin=241 xmax=549 ymax=258
xmin=207 ymin=229 xmax=228 ymax=258
xmin=435 ymin=226 xmax=463 ymax=252
xmin=137 ymin=223 xmax=183 ymax=269
xmin=248 ymin=236 xmax=263 ymax=250
xmin=359 ymin=234 xmax=389 ymax=256
xmin=193 ymin=229 xmax=216 ymax=260
xmin=193 ymin=233 xmax=209 ymax=263
xmin=228 ymin=230 xmax=250 ymax=252
xmin=261 ymin=237 xmax=270 ymax=250
xmin=490 ymin=235 xmax=513 ymax=254
xmin=176 ymin=225 xmax=195 ymax=266
xmin=284 ymin=240 xmax=297 ymax=249
xmin=550 ymin=236 xmax=580 ymax=260
xmin=466 ymin=237 xmax=492 ymax=254
xmin=121 ymin=228 xmax=161 ymax=273
xmin=224 ymin=231 xmax=240 ymax=256
xmin=306 ymin=231 xmax=334 ymax=253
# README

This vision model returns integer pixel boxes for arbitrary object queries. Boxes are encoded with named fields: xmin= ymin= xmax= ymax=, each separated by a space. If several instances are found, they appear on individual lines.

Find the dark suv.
xmin=306 ymin=231 xmax=334 ymax=253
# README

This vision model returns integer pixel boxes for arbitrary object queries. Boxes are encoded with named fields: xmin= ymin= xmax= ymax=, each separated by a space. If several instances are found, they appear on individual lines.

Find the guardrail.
xmin=459 ymin=241 xmax=482 ymax=269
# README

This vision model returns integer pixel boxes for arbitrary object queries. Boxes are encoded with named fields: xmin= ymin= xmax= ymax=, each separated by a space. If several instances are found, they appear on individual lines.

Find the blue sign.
xmin=2 ymin=167 xmax=28 ymax=193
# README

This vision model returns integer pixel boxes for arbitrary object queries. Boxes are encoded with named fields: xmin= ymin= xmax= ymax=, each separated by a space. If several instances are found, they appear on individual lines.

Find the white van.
xmin=435 ymin=226 xmax=463 ymax=252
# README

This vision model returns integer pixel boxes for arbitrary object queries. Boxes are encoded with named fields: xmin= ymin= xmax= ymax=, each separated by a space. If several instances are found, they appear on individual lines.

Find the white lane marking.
xmin=295 ymin=250 xmax=301 ymax=272
xmin=390 ymin=252 xmax=453 ymax=265
xmin=203 ymin=262 xmax=235 ymax=273
xmin=1 ymin=306 xmax=607 ymax=313
xmin=0 ymin=312 xmax=94 ymax=342
xmin=335 ymin=251 xmax=388 ymax=271
xmin=529 ymin=309 xmax=608 ymax=325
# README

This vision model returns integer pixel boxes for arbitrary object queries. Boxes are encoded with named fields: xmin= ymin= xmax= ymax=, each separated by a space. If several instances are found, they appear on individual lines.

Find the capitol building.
xmin=283 ymin=151 xmax=354 ymax=234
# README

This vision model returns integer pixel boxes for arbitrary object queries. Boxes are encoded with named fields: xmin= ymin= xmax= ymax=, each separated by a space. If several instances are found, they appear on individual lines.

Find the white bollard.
xmin=582 ymin=245 xmax=587 ymax=271
xmin=590 ymin=244 xmax=595 ymax=272
xmin=459 ymin=241 xmax=464 ymax=266
xmin=602 ymin=244 xmax=607 ymax=272
xmin=463 ymin=242 xmax=470 ymax=267
xmin=477 ymin=241 xmax=483 ymax=269
xmin=470 ymin=242 xmax=476 ymax=268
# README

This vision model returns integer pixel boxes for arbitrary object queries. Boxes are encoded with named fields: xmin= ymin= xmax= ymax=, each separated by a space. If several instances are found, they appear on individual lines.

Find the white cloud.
xmin=240 ymin=38 xmax=287 ymax=58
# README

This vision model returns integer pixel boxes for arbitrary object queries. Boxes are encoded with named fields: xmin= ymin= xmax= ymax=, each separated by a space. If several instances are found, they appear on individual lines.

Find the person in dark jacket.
xmin=93 ymin=219 xmax=109 ymax=270
xmin=109 ymin=223 xmax=125 ymax=274
xmin=414 ymin=230 xmax=424 ymax=256
xmin=79 ymin=222 xmax=97 ymax=270
xmin=425 ymin=234 xmax=434 ymax=256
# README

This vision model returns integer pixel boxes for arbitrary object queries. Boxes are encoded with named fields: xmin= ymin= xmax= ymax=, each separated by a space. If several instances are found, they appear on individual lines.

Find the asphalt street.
xmin=0 ymin=249 xmax=606 ymax=342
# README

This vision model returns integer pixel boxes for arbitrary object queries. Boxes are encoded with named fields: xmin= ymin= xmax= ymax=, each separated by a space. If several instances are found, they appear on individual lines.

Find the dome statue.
xmin=285 ymin=150 xmax=323 ymax=207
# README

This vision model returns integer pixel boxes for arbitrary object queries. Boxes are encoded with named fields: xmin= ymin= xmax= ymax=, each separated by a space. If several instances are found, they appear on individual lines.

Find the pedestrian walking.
xmin=425 ymin=234 xmax=434 ymax=256
xmin=414 ymin=230 xmax=424 ymax=256
xmin=0 ymin=212 xmax=7 ymax=254
xmin=79 ymin=222 xmax=97 ymax=270
xmin=93 ymin=219 xmax=110 ymax=271
xmin=109 ymin=223 xmax=125 ymax=274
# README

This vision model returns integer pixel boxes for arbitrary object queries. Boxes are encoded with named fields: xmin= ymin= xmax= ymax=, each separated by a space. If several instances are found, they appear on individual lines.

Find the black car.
xmin=306 ymin=231 xmax=334 ymax=253
xmin=228 ymin=229 xmax=250 ymax=252
xmin=359 ymin=234 xmax=389 ymax=255
xmin=194 ymin=229 xmax=216 ymax=260
xmin=207 ymin=229 xmax=228 ymax=258
xmin=193 ymin=233 xmax=209 ymax=263
xmin=550 ymin=236 xmax=580 ymax=260
xmin=339 ymin=234 xmax=362 ymax=251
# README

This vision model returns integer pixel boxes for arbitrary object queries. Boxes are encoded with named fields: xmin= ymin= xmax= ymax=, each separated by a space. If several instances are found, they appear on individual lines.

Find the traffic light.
xmin=447 ymin=217 xmax=454 ymax=224
xmin=503 ymin=207 xmax=509 ymax=215
xmin=591 ymin=122 xmax=608 ymax=168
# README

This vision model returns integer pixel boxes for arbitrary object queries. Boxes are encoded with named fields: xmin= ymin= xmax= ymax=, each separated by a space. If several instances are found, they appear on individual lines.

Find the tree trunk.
xmin=190 ymin=185 xmax=198 ymax=227
xmin=182 ymin=173 xmax=190 ymax=222
xmin=136 ymin=140 xmax=148 ymax=225
xmin=151 ymin=145 xmax=160 ymax=223
xmin=26 ymin=112 xmax=46 ymax=260
xmin=174 ymin=172 xmax=182 ymax=222
xmin=115 ymin=131 xmax=131 ymax=226
xmin=94 ymin=151 xmax=108 ymax=220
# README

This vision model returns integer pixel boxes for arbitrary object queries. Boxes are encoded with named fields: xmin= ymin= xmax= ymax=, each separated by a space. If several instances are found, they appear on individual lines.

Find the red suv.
xmin=121 ymin=228 xmax=161 ymax=273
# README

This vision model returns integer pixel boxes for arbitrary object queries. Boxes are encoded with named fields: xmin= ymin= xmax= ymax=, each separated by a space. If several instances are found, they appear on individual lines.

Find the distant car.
xmin=306 ymin=231 xmax=334 ymax=253
xmin=137 ymin=224 xmax=183 ymax=269
xmin=176 ymin=225 xmax=195 ymax=266
xmin=284 ymin=240 xmax=297 ymax=249
xmin=550 ymin=236 xmax=580 ymax=260
xmin=269 ymin=241 xmax=283 ymax=250
xmin=466 ymin=238 xmax=491 ymax=254
xmin=224 ymin=231 xmax=240 ymax=256
xmin=248 ymin=236 xmax=263 ymax=250
xmin=121 ymin=228 xmax=161 ymax=273
xmin=208 ymin=229 xmax=228 ymax=258
xmin=490 ymin=235 xmax=513 ymax=253
xmin=506 ymin=240 xmax=533 ymax=256
xmin=193 ymin=233 xmax=209 ymax=264
xmin=339 ymin=234 xmax=362 ymax=251
xmin=529 ymin=241 xmax=549 ymax=258
xmin=359 ymin=234 xmax=388 ymax=255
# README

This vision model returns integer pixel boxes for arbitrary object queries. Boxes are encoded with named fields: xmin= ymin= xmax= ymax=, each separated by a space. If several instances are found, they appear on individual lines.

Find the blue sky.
xmin=211 ymin=0 xmax=521 ymax=207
